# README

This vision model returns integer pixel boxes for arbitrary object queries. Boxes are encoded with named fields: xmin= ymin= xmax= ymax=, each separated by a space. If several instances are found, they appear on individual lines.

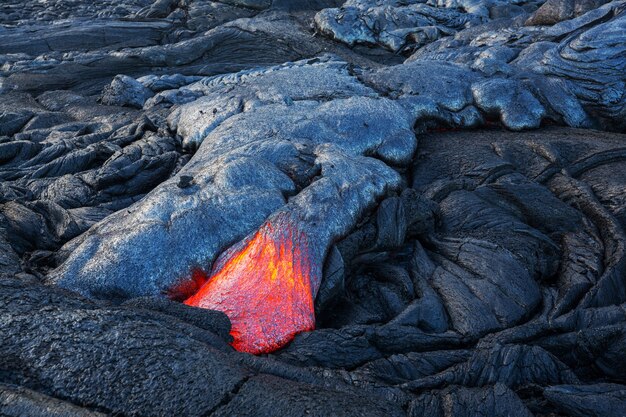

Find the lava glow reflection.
xmin=184 ymin=216 xmax=318 ymax=354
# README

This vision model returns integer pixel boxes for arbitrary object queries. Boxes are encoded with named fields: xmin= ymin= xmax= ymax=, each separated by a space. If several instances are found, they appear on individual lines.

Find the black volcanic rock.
xmin=211 ymin=374 xmax=405 ymax=417
xmin=0 ymin=384 xmax=107 ymax=417
xmin=0 ymin=278 xmax=245 ymax=416
xmin=544 ymin=383 xmax=626 ymax=417
xmin=408 ymin=384 xmax=536 ymax=417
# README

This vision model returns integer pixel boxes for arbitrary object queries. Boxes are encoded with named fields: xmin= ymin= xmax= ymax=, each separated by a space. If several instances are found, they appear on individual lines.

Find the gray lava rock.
xmin=472 ymin=77 xmax=546 ymax=130
xmin=315 ymin=1 xmax=486 ymax=53
xmin=50 ymin=58 xmax=416 ymax=301
xmin=526 ymin=0 xmax=612 ymax=25
xmin=100 ymin=74 xmax=154 ymax=109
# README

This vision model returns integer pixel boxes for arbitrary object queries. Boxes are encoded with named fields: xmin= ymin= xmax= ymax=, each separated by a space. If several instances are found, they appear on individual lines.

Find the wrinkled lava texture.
xmin=2 ymin=0 xmax=626 ymax=416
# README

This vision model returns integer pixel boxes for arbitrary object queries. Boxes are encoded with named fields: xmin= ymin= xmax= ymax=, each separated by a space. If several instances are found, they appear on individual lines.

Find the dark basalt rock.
xmin=408 ymin=384 xmax=536 ymax=417
xmin=2 ymin=0 xmax=626 ymax=415
xmin=211 ymin=374 xmax=405 ymax=417
xmin=0 ymin=384 xmax=107 ymax=417
xmin=122 ymin=296 xmax=234 ymax=342
xmin=0 ymin=278 xmax=246 ymax=416
xmin=544 ymin=383 xmax=626 ymax=417
xmin=1 ymin=277 xmax=414 ymax=416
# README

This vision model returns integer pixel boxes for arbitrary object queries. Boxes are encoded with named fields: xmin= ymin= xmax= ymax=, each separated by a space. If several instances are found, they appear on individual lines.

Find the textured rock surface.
xmin=544 ymin=384 xmax=626 ymax=417
xmin=2 ymin=0 xmax=626 ymax=416
xmin=526 ymin=0 xmax=611 ymax=25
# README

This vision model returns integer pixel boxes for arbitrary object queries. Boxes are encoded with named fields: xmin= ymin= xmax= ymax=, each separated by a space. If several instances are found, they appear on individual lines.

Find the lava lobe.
xmin=185 ymin=214 xmax=319 ymax=354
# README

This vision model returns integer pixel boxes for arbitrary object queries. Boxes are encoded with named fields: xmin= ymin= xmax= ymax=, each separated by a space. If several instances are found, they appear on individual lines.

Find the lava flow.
xmin=184 ymin=215 xmax=320 ymax=354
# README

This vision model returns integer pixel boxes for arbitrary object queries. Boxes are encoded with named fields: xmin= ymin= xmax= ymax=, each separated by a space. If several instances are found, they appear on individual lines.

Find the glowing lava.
xmin=184 ymin=214 xmax=320 ymax=354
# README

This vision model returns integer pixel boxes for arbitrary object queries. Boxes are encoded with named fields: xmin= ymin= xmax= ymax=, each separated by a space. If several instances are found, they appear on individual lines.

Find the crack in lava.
xmin=184 ymin=216 xmax=318 ymax=354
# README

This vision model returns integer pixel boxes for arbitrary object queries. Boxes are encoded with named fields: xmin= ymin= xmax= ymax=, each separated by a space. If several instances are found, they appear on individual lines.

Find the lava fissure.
xmin=185 ymin=213 xmax=322 ymax=354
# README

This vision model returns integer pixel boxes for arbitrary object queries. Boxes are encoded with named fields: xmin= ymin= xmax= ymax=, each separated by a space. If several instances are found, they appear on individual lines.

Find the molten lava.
xmin=184 ymin=215 xmax=319 ymax=354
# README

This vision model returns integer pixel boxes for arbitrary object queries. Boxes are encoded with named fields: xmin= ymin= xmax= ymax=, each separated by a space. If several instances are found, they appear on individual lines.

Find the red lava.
xmin=184 ymin=217 xmax=318 ymax=354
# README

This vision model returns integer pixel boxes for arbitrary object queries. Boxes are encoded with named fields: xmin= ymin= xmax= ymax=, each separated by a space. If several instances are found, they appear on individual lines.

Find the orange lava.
xmin=184 ymin=216 xmax=318 ymax=354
